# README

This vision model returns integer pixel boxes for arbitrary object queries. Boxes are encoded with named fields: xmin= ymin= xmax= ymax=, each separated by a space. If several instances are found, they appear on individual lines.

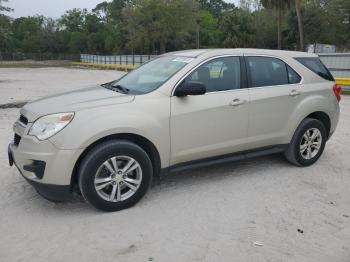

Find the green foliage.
xmin=59 ymin=8 xmax=88 ymax=32
xmin=0 ymin=15 xmax=13 ymax=53
xmin=1 ymin=0 xmax=350 ymax=56
xmin=261 ymin=0 xmax=292 ymax=10
xmin=124 ymin=0 xmax=194 ymax=53
xmin=199 ymin=0 xmax=235 ymax=17
xmin=199 ymin=9 xmax=221 ymax=47
xmin=221 ymin=8 xmax=255 ymax=48
xmin=286 ymin=0 xmax=350 ymax=50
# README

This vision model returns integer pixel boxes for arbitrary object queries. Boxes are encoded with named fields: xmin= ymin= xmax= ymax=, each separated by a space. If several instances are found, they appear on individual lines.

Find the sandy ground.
xmin=0 ymin=67 xmax=125 ymax=105
xmin=0 ymin=68 xmax=350 ymax=262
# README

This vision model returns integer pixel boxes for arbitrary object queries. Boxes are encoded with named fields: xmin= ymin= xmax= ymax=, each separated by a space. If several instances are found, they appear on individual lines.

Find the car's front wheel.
xmin=285 ymin=118 xmax=327 ymax=167
xmin=78 ymin=140 xmax=153 ymax=212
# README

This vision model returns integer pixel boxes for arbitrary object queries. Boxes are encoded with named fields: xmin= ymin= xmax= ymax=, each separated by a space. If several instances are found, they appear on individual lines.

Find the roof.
xmin=164 ymin=48 xmax=318 ymax=58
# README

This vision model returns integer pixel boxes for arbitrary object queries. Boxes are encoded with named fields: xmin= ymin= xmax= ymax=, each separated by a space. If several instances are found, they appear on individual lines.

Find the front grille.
xmin=19 ymin=115 xmax=28 ymax=126
xmin=14 ymin=134 xmax=21 ymax=146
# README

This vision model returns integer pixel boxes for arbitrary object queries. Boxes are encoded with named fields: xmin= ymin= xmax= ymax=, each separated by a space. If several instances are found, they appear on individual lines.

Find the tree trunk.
xmin=295 ymin=0 xmax=304 ymax=51
xmin=277 ymin=8 xmax=282 ymax=49
xmin=160 ymin=41 xmax=166 ymax=54
xmin=196 ymin=20 xmax=200 ymax=49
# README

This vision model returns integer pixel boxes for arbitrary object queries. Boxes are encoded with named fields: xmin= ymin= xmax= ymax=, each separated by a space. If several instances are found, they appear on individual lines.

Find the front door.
xmin=170 ymin=56 xmax=249 ymax=165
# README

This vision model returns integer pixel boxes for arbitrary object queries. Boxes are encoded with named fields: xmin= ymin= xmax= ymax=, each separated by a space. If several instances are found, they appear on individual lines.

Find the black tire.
xmin=78 ymin=140 xmax=153 ymax=212
xmin=285 ymin=118 xmax=327 ymax=167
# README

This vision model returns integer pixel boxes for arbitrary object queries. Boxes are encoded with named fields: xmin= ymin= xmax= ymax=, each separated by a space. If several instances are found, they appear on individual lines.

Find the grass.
xmin=71 ymin=62 xmax=137 ymax=71
xmin=0 ymin=63 xmax=72 ymax=68
xmin=342 ymin=90 xmax=350 ymax=95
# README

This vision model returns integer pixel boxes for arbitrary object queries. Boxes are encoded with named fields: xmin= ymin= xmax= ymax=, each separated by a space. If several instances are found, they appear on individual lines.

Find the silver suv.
xmin=8 ymin=49 xmax=341 ymax=211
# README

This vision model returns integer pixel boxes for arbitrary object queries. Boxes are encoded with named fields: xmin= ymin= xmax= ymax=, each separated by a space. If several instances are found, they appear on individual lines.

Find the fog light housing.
xmin=23 ymin=160 xmax=46 ymax=179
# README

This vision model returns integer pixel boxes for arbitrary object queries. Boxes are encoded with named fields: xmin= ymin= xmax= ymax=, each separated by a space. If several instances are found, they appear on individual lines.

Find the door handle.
xmin=230 ymin=98 xmax=246 ymax=106
xmin=289 ymin=89 xmax=302 ymax=96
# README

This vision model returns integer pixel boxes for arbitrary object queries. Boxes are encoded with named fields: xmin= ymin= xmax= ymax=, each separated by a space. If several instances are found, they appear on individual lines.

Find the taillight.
xmin=333 ymin=84 xmax=342 ymax=102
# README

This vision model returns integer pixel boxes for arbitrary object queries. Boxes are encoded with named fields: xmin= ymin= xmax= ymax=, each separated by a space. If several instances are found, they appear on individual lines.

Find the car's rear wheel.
xmin=285 ymin=118 xmax=327 ymax=167
xmin=78 ymin=140 xmax=153 ymax=212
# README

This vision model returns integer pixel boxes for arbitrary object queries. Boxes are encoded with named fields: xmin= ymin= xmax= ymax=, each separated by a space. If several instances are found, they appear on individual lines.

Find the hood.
xmin=21 ymin=86 xmax=135 ymax=122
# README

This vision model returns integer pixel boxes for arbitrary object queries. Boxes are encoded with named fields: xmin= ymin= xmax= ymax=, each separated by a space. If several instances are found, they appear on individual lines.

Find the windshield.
xmin=110 ymin=56 xmax=193 ymax=94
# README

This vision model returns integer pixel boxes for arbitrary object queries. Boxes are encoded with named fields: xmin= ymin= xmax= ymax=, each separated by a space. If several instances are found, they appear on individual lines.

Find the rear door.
xmin=170 ymin=56 xmax=249 ymax=165
xmin=244 ymin=55 xmax=302 ymax=150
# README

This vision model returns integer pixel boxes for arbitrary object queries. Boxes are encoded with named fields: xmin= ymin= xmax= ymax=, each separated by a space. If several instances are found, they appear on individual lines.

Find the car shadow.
xmin=14 ymin=153 xmax=292 ymax=214
xmin=150 ymin=153 xmax=291 ymax=193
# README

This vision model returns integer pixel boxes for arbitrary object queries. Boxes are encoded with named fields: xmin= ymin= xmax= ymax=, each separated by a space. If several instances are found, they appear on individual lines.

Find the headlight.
xmin=28 ymin=112 xmax=74 ymax=140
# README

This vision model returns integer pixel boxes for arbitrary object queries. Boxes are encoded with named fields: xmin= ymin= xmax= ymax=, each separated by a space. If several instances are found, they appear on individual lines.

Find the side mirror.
xmin=174 ymin=81 xmax=206 ymax=97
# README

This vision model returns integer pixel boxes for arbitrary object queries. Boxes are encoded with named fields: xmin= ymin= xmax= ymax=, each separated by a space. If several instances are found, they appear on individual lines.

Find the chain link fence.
xmin=319 ymin=53 xmax=350 ymax=78
xmin=80 ymin=54 xmax=157 ymax=66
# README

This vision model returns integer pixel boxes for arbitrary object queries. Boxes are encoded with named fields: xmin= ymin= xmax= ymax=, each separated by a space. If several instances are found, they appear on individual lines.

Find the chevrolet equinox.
xmin=8 ymin=49 xmax=341 ymax=211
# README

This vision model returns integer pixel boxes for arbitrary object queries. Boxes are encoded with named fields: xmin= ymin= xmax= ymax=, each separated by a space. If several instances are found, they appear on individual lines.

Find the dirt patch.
xmin=0 ymin=101 xmax=27 ymax=109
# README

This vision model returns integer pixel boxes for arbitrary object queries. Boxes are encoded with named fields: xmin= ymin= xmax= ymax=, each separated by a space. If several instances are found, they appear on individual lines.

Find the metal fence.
xmin=80 ymin=54 xmax=157 ymax=66
xmin=319 ymin=53 xmax=350 ymax=78
xmin=80 ymin=53 xmax=350 ymax=78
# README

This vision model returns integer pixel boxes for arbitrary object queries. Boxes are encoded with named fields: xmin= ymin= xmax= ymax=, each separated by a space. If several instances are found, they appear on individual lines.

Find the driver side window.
xmin=184 ymin=57 xmax=241 ymax=92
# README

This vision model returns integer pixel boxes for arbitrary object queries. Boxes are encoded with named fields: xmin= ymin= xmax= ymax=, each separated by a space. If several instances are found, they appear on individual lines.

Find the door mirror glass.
xmin=174 ymin=81 xmax=206 ymax=97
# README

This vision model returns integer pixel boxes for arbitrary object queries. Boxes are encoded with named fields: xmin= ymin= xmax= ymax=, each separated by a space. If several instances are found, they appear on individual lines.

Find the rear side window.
xmin=246 ymin=57 xmax=290 ymax=87
xmin=295 ymin=57 xmax=334 ymax=81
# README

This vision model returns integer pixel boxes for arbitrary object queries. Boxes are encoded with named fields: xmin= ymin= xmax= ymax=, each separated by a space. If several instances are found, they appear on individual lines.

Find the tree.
xmin=1 ymin=0 xmax=350 ymax=56
xmin=59 ymin=9 xmax=88 ymax=32
xmin=251 ymin=7 xmax=278 ymax=48
xmin=261 ymin=0 xmax=292 ymax=49
xmin=0 ymin=0 xmax=14 ymax=55
xmin=199 ymin=0 xmax=235 ymax=17
xmin=124 ymin=0 xmax=193 ymax=54
xmin=198 ymin=9 xmax=221 ymax=48
xmin=220 ymin=8 xmax=255 ymax=48
xmin=12 ymin=16 xmax=43 ymax=53
xmin=0 ymin=0 xmax=13 ymax=13
xmin=294 ymin=0 xmax=304 ymax=50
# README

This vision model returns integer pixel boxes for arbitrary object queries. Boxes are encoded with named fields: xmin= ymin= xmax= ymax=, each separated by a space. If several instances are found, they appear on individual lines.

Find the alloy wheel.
xmin=94 ymin=156 xmax=142 ymax=202
xmin=299 ymin=128 xmax=322 ymax=160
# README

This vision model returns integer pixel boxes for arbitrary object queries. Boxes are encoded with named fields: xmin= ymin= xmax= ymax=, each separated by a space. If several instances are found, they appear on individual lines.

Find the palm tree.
xmin=261 ymin=0 xmax=292 ymax=49
xmin=295 ymin=0 xmax=304 ymax=51
xmin=0 ymin=0 xmax=13 ymax=13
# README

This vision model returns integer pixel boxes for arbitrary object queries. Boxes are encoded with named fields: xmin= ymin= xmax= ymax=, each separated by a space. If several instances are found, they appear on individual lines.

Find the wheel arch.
xmin=70 ymin=133 xmax=162 ymax=189
xmin=305 ymin=111 xmax=331 ymax=139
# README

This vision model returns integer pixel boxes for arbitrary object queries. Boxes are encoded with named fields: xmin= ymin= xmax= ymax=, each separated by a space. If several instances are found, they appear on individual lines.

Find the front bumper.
xmin=8 ymin=135 xmax=83 ymax=201
xmin=9 ymin=150 xmax=71 ymax=201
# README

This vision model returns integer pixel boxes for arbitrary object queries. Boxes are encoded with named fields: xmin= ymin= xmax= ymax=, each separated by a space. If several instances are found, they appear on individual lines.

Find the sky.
xmin=7 ymin=0 xmax=239 ymax=19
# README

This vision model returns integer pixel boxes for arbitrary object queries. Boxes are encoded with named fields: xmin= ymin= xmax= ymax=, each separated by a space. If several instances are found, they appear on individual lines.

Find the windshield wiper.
xmin=101 ymin=82 xmax=129 ymax=94
xmin=112 ymin=84 xmax=130 ymax=94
